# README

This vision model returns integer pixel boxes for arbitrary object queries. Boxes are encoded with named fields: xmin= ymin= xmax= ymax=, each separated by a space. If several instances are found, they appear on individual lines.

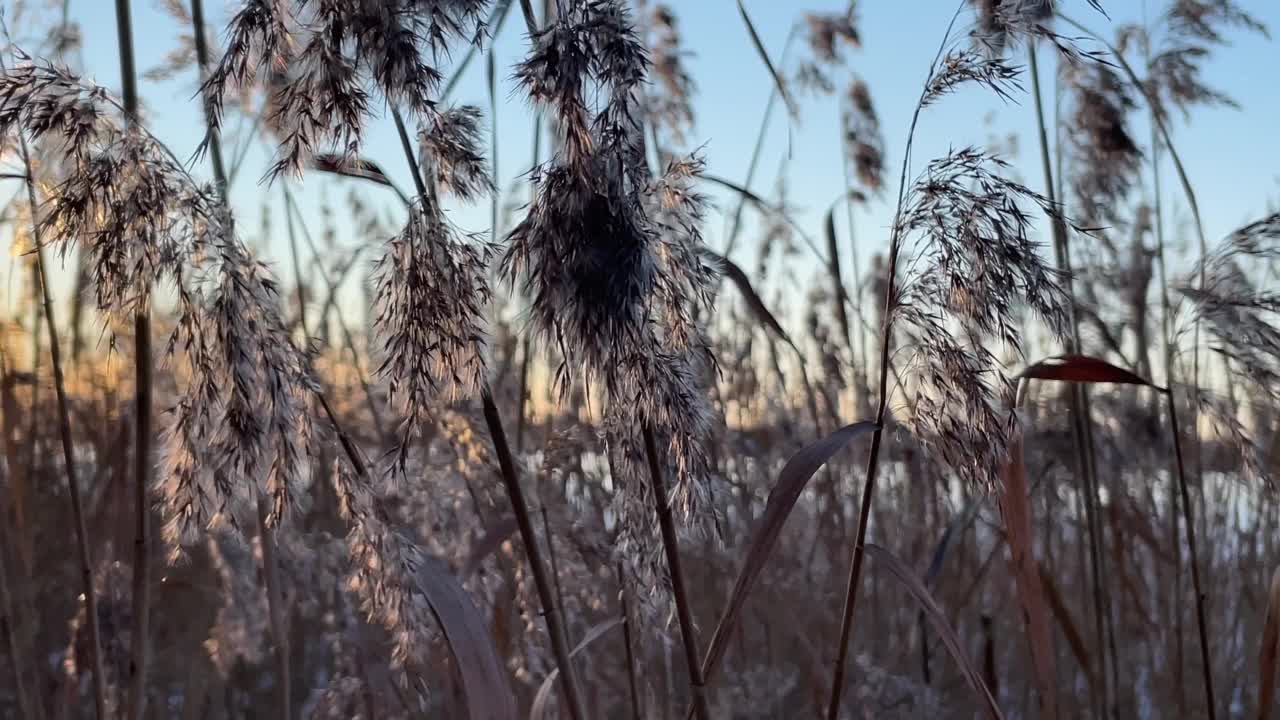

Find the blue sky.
xmin=4 ymin=0 xmax=1278 ymax=324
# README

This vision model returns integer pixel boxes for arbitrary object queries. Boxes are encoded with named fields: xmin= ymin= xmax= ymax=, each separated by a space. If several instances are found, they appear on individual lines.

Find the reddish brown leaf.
xmin=1019 ymin=354 xmax=1152 ymax=386
xmin=999 ymin=435 xmax=1058 ymax=719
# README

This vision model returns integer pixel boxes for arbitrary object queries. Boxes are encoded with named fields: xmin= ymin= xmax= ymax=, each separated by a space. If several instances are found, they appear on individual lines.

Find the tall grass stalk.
xmin=825 ymin=11 xmax=962 ymax=716
xmin=1166 ymin=385 xmax=1217 ymax=719
xmin=1143 ymin=24 xmax=1186 ymax=712
xmin=1058 ymin=16 xmax=1221 ymax=715
xmin=1028 ymin=41 xmax=1112 ymax=718
xmin=110 ymin=1 xmax=154 ymax=716
xmin=643 ymin=424 xmax=709 ymax=720
xmin=0 ymin=515 xmax=33 ymax=720
xmin=481 ymin=389 xmax=587 ymax=720
xmin=14 ymin=133 xmax=108 ymax=720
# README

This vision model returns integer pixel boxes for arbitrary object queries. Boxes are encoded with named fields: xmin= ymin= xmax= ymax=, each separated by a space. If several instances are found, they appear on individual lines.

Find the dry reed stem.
xmin=481 ymin=389 xmax=588 ymax=720
xmin=1167 ymin=385 xmax=1217 ymax=719
xmin=15 ymin=134 xmax=108 ymax=720
xmin=1028 ymin=43 xmax=1112 ymax=720
xmin=825 ymin=7 xmax=961 ymax=714
xmin=1258 ymin=566 xmax=1280 ymax=720
xmin=111 ymin=0 xmax=152 ymax=716
xmin=642 ymin=423 xmax=709 ymax=720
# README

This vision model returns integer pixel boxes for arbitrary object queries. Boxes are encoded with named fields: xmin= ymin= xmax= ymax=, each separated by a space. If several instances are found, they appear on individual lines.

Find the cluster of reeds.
xmin=0 ymin=0 xmax=1276 ymax=718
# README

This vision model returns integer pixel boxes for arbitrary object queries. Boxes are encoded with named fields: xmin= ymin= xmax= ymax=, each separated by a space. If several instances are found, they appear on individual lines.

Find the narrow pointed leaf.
xmin=442 ymin=0 xmax=519 ymax=101
xmin=824 ymin=206 xmax=852 ymax=344
xmin=1038 ymin=560 xmax=1095 ymax=690
xmin=923 ymin=491 xmax=985 ymax=588
xmin=311 ymin=154 xmax=411 ymax=205
xmin=699 ymin=422 xmax=878 ymax=685
xmin=1020 ymin=354 xmax=1153 ymax=387
xmin=529 ymin=617 xmax=626 ymax=720
xmin=865 ymin=544 xmax=1004 ymax=720
xmin=417 ymin=556 xmax=517 ymax=720
xmin=705 ymin=249 xmax=795 ymax=349
xmin=312 ymin=154 xmax=392 ymax=187
xmin=736 ymin=0 xmax=798 ymax=120
xmin=702 ymin=174 xmax=812 ymax=243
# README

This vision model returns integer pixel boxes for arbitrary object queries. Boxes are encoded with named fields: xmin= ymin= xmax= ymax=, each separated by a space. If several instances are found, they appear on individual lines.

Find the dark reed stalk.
xmin=838 ymin=159 xmax=871 ymax=412
xmin=0 ymin=517 xmax=33 ymax=720
xmin=517 ymin=336 xmax=531 ymax=452
xmin=1027 ymin=41 xmax=1112 ymax=718
xmin=482 ymin=389 xmax=587 ymax=720
xmin=271 ymin=184 xmax=308 ymax=713
xmin=540 ymin=504 xmax=570 ymax=650
xmin=1059 ymin=17 xmax=1222 ymax=715
xmin=617 ymin=562 xmax=643 ymax=720
xmin=1167 ymin=385 xmax=1217 ymax=719
xmin=824 ymin=10 xmax=965 ymax=714
xmin=642 ymin=424 xmax=709 ymax=720
xmin=1142 ymin=23 xmax=1186 ymax=712
xmin=188 ymin=1 xmax=294 ymax=712
xmin=256 ymin=496 xmax=292 ymax=719
xmin=14 ymin=132 xmax=108 ymax=720
xmin=112 ymin=1 xmax=153 ymax=716
xmin=282 ymin=182 xmax=309 ymax=337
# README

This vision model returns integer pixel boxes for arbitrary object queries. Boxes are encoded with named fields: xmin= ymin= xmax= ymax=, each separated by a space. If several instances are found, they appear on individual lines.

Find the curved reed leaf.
xmin=704 ymin=248 xmax=795 ymax=349
xmin=417 ymin=556 xmax=517 ymax=720
xmin=701 ymin=174 xmax=814 ymax=248
xmin=441 ymin=0 xmax=520 ymax=101
xmin=923 ymin=491 xmax=985 ymax=587
xmin=312 ymin=154 xmax=393 ymax=187
xmin=1020 ymin=354 xmax=1153 ymax=387
xmin=824 ymin=205 xmax=852 ymax=344
xmin=864 ymin=543 xmax=1005 ymax=720
xmin=735 ymin=0 xmax=798 ymax=119
xmin=529 ymin=617 xmax=626 ymax=720
xmin=698 ymin=422 xmax=878 ymax=687
xmin=311 ymin=154 xmax=410 ymax=206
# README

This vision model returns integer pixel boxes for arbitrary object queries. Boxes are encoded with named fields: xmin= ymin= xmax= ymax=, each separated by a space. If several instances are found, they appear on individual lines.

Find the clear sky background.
xmin=3 ymin=0 xmax=1278 ymax=329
